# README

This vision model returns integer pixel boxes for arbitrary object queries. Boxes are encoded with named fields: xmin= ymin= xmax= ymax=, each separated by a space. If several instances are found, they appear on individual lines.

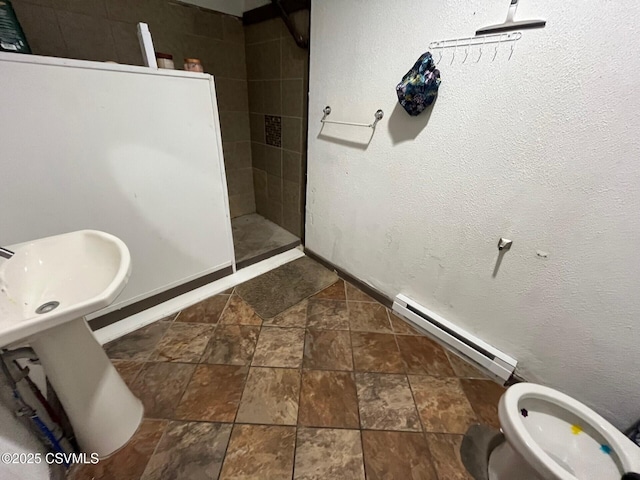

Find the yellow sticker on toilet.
xmin=571 ymin=424 xmax=583 ymax=435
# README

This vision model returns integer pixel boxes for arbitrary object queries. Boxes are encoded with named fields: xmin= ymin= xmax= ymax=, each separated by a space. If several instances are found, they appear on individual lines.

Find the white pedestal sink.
xmin=0 ymin=230 xmax=143 ymax=457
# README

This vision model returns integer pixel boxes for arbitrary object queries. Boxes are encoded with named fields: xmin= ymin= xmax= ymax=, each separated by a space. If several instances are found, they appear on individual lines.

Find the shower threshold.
xmin=232 ymin=213 xmax=300 ymax=269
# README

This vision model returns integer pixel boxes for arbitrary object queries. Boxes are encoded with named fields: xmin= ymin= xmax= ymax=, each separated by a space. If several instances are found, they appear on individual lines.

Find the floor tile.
xmin=252 ymin=327 xmax=305 ymax=367
xmin=460 ymin=379 xmax=505 ymax=429
xmin=235 ymin=256 xmax=338 ymax=318
xmin=70 ymin=419 xmax=166 ymax=480
xmin=397 ymin=335 xmax=455 ymax=376
xmin=361 ymin=430 xmax=438 ymax=480
xmin=351 ymin=332 xmax=404 ymax=373
xmin=201 ymin=325 xmax=260 ymax=365
xmin=262 ymin=299 xmax=307 ymax=328
xmin=311 ymin=279 xmax=346 ymax=300
xmin=174 ymin=364 xmax=247 ymax=422
xmin=220 ymin=424 xmax=296 ymax=480
xmin=425 ymin=434 xmax=473 ymax=480
xmin=447 ymin=352 xmax=488 ymax=379
xmin=131 ymin=363 xmax=195 ymax=419
xmin=294 ymin=428 xmax=365 ymax=480
xmin=236 ymin=367 xmax=300 ymax=425
xmin=356 ymin=373 xmax=421 ymax=431
xmin=177 ymin=294 xmax=230 ymax=324
xmin=348 ymin=302 xmax=393 ymax=333
xmin=219 ymin=294 xmax=263 ymax=326
xmin=303 ymin=329 xmax=353 ymax=371
xmin=409 ymin=375 xmax=478 ymax=434
xmin=345 ymin=282 xmax=375 ymax=302
xmin=306 ymin=299 xmax=349 ymax=330
xmin=141 ymin=421 xmax=232 ymax=480
xmin=105 ymin=321 xmax=171 ymax=361
xmin=150 ymin=323 xmax=214 ymax=363
xmin=388 ymin=311 xmax=421 ymax=335
xmin=112 ymin=360 xmax=144 ymax=388
xmin=298 ymin=370 xmax=359 ymax=428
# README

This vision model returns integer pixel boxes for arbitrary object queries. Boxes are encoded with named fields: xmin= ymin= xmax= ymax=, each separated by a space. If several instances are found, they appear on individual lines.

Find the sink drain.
xmin=36 ymin=301 xmax=60 ymax=314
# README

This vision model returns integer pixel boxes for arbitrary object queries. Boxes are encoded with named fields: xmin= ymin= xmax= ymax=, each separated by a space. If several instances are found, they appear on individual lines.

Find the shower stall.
xmin=230 ymin=3 xmax=310 ymax=267
xmin=9 ymin=0 xmax=310 ymax=269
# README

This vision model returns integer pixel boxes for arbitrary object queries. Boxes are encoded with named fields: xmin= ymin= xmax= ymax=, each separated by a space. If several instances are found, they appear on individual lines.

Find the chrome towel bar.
xmin=321 ymin=106 xmax=384 ymax=129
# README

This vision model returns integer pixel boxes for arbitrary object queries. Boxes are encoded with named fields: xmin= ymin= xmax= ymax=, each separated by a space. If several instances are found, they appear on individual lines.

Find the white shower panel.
xmin=0 ymin=53 xmax=234 ymax=316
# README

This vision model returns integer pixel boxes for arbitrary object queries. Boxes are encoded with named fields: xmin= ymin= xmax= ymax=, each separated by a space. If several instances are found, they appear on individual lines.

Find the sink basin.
xmin=0 ymin=230 xmax=142 ymax=457
xmin=0 ymin=230 xmax=131 ymax=347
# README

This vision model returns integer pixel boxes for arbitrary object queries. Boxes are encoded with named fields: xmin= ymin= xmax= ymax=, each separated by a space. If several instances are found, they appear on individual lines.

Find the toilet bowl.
xmin=488 ymin=383 xmax=640 ymax=480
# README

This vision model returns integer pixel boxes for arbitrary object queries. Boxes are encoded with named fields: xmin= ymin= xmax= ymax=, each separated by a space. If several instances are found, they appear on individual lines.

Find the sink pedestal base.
xmin=30 ymin=318 xmax=143 ymax=458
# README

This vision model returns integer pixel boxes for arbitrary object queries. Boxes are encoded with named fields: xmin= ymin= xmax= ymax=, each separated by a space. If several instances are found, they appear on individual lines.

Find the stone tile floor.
xmin=70 ymin=272 xmax=505 ymax=480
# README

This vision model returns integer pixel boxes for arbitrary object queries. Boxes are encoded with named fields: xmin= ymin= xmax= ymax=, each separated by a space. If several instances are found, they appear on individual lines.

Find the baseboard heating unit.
xmin=393 ymin=294 xmax=517 ymax=382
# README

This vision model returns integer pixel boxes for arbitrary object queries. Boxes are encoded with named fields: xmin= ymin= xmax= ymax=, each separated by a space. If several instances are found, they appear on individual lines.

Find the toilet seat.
xmin=498 ymin=383 xmax=639 ymax=480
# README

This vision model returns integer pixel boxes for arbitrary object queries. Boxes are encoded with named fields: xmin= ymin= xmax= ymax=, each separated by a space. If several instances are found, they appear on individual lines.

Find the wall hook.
xmin=498 ymin=238 xmax=513 ymax=251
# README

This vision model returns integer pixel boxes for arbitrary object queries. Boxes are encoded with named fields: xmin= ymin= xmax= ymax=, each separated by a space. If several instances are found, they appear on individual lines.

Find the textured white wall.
xmin=306 ymin=0 xmax=640 ymax=429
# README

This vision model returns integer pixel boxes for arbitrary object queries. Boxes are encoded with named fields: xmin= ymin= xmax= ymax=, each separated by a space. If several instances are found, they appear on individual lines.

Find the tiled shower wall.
xmin=9 ymin=0 xmax=255 ymax=218
xmin=244 ymin=12 xmax=309 ymax=237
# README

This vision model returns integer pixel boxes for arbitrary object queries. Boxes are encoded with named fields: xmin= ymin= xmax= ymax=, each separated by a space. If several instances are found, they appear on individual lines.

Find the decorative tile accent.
xmin=265 ymin=114 xmax=282 ymax=147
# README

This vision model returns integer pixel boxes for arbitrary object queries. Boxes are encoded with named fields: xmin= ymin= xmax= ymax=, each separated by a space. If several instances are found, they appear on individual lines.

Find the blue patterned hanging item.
xmin=396 ymin=52 xmax=441 ymax=116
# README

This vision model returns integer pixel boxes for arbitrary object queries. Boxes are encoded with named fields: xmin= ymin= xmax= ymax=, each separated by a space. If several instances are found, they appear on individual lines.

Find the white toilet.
xmin=488 ymin=383 xmax=640 ymax=480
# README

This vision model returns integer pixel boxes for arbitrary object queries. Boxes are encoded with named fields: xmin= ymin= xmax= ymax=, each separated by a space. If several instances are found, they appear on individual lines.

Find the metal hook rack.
xmin=430 ymin=32 xmax=521 ymax=63
xmin=321 ymin=106 xmax=384 ymax=129
xmin=429 ymin=32 xmax=521 ymax=51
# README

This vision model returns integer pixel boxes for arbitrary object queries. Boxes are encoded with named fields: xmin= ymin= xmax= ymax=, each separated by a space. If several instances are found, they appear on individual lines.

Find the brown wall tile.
xmin=250 ymin=114 xmax=266 ymax=143
xmin=11 ymin=1 xmax=68 ymax=57
xmin=282 ymin=116 xmax=302 ymax=153
xmin=282 ymin=79 xmax=303 ymax=117
xmin=244 ymin=17 xmax=283 ymax=45
xmin=267 ymin=175 xmax=283 ymax=204
xmin=57 ymin=10 xmax=118 ymax=61
xmin=110 ymin=21 xmax=143 ymax=65
xmin=283 ymin=150 xmax=302 ymax=183
xmin=216 ymin=78 xmax=249 ymax=112
xmin=222 ymin=15 xmax=244 ymax=44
